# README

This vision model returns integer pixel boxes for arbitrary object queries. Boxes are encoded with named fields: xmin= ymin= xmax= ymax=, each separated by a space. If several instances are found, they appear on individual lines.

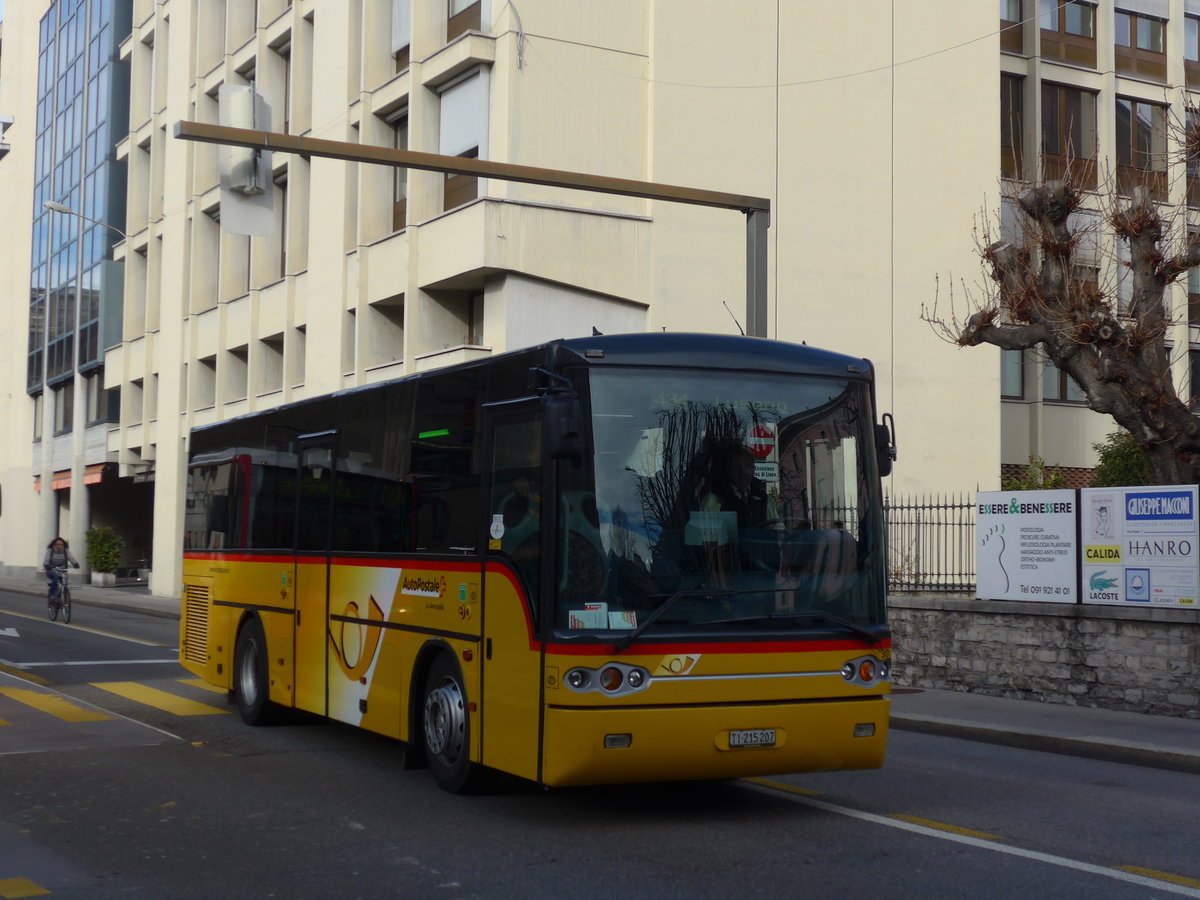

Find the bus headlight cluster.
xmin=565 ymin=663 xmax=651 ymax=696
xmin=841 ymin=655 xmax=889 ymax=687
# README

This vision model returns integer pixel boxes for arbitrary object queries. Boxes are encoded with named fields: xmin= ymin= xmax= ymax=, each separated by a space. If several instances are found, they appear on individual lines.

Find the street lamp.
xmin=43 ymin=200 xmax=127 ymax=241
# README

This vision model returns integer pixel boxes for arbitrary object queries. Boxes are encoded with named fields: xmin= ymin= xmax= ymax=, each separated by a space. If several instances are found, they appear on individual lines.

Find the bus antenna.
xmin=722 ymin=300 xmax=745 ymax=335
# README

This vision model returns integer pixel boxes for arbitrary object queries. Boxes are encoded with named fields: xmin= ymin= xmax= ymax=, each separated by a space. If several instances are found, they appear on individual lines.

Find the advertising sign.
xmin=976 ymin=490 xmax=1077 ymax=602
xmin=1080 ymin=486 xmax=1199 ymax=607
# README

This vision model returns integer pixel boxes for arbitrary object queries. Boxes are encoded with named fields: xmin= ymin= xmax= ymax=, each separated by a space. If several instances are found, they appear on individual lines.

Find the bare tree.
xmin=925 ymin=154 xmax=1200 ymax=484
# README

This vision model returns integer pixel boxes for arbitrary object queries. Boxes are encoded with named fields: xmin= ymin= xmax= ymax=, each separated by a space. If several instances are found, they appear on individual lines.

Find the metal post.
xmin=745 ymin=208 xmax=769 ymax=338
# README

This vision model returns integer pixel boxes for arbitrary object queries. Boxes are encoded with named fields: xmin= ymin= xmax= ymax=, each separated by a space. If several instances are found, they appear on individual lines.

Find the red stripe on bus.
xmin=542 ymin=637 xmax=891 ymax=655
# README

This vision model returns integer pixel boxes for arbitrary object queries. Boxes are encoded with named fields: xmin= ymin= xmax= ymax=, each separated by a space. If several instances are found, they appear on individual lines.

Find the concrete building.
xmin=2 ymin=0 xmax=1080 ymax=598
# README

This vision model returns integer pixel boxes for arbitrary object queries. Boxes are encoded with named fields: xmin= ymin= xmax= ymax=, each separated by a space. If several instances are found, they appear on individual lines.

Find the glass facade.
xmin=28 ymin=0 xmax=131 ymax=419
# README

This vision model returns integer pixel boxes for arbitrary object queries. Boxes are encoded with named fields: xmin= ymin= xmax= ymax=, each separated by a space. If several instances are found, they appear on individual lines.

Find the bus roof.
xmin=553 ymin=332 xmax=873 ymax=379
xmin=190 ymin=332 xmax=872 ymax=442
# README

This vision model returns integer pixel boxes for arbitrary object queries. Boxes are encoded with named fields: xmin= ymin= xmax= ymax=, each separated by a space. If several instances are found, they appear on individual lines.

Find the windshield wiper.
xmin=613 ymin=588 xmax=783 ymax=653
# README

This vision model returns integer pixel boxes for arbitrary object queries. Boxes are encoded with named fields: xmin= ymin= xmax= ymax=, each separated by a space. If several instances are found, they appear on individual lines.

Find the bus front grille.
xmin=182 ymin=583 xmax=210 ymax=665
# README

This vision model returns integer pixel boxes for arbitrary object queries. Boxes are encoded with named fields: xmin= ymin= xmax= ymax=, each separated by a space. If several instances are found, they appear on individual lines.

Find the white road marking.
xmin=10 ymin=658 xmax=180 ymax=668
xmin=744 ymin=780 xmax=1200 ymax=898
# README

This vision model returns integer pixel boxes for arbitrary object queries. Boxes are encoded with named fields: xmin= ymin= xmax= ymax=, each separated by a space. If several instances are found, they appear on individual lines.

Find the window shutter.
xmin=439 ymin=73 xmax=483 ymax=158
xmin=392 ymin=0 xmax=411 ymax=54
xmin=1117 ymin=0 xmax=1168 ymax=17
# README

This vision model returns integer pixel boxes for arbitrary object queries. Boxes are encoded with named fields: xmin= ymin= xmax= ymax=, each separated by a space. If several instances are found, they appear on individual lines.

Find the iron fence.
xmin=884 ymin=492 xmax=975 ymax=594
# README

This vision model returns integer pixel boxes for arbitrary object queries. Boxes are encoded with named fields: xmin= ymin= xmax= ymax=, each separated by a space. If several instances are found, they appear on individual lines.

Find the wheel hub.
xmin=424 ymin=677 xmax=465 ymax=760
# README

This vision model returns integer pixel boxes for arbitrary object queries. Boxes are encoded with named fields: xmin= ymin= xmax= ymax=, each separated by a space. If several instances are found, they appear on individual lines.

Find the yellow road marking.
xmin=89 ymin=682 xmax=229 ymax=716
xmin=0 ymin=877 xmax=51 ymax=898
xmin=887 ymin=814 xmax=1005 ymax=841
xmin=0 ymin=687 xmax=111 ymax=722
xmin=1117 ymin=866 xmax=1200 ymax=889
xmin=741 ymin=777 xmax=821 ymax=796
xmin=179 ymin=677 xmax=228 ymax=695
xmin=0 ymin=664 xmax=50 ymax=685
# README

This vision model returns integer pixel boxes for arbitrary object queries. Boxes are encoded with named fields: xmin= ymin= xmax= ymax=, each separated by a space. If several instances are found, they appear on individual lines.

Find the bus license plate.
xmin=729 ymin=728 xmax=776 ymax=748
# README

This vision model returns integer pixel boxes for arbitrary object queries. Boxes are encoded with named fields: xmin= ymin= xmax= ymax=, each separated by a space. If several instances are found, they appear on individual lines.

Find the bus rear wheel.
xmin=234 ymin=618 xmax=275 ymax=725
xmin=422 ymin=654 xmax=481 ymax=793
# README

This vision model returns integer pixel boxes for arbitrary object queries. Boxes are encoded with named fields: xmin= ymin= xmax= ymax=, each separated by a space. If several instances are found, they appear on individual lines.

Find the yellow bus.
xmin=180 ymin=332 xmax=897 ymax=792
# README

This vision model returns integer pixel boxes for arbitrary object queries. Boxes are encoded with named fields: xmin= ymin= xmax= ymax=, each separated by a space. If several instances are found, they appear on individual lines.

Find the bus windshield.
xmin=556 ymin=367 xmax=886 ymax=636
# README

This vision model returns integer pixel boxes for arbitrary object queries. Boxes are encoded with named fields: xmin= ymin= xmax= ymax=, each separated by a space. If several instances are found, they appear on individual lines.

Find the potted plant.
xmin=86 ymin=526 xmax=124 ymax=587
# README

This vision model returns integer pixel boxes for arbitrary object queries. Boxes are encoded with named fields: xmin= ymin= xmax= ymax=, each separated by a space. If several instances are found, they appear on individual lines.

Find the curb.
xmin=891 ymin=715 xmax=1200 ymax=776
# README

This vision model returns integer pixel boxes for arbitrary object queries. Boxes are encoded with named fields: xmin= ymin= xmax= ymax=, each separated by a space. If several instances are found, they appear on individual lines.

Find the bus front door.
xmin=293 ymin=433 xmax=335 ymax=716
xmin=481 ymin=404 xmax=545 ymax=782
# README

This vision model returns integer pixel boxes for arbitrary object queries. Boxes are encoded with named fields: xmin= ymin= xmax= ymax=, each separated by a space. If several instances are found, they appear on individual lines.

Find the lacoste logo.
xmin=1089 ymin=571 xmax=1118 ymax=591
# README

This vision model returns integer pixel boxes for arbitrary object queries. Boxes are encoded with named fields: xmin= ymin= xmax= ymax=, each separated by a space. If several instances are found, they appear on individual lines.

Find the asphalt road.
xmin=1 ymin=594 xmax=1198 ymax=899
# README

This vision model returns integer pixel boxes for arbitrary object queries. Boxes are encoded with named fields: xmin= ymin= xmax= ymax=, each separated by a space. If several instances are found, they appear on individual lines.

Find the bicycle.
xmin=47 ymin=566 xmax=72 ymax=624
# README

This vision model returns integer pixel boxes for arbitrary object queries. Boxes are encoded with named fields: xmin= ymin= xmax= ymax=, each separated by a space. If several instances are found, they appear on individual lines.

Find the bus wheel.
xmin=235 ymin=618 xmax=274 ymax=725
xmin=422 ymin=654 xmax=479 ymax=793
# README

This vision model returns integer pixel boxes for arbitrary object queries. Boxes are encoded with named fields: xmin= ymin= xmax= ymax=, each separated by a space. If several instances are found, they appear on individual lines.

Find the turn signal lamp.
xmin=599 ymin=667 xmax=624 ymax=692
xmin=858 ymin=659 xmax=877 ymax=682
xmin=604 ymin=734 xmax=633 ymax=749
xmin=853 ymin=723 xmax=876 ymax=738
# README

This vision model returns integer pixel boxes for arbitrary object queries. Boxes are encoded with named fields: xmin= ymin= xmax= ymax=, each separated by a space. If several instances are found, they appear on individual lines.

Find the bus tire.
xmin=234 ymin=617 xmax=275 ymax=726
xmin=421 ymin=653 xmax=480 ymax=793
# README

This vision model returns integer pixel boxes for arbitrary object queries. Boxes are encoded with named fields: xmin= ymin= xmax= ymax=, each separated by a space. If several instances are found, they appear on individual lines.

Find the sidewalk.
xmin=0 ymin=571 xmax=1196 ymax=773
xmin=0 ymin=571 xmax=179 ymax=620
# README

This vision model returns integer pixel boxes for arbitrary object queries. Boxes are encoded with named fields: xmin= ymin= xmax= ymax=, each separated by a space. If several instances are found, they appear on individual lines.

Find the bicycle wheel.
xmin=47 ymin=588 xmax=58 ymax=621
xmin=61 ymin=586 xmax=71 ymax=623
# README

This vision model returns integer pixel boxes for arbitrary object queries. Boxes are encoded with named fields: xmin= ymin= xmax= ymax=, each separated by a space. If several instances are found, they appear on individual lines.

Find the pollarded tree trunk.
xmin=944 ymin=181 xmax=1200 ymax=485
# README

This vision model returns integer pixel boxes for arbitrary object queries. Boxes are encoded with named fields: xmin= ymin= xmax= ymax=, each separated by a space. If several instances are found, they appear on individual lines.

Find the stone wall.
xmin=888 ymin=596 xmax=1200 ymax=719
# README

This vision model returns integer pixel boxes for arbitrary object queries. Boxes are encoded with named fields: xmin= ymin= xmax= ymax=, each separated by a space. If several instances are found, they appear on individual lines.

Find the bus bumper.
xmin=539 ymin=696 xmax=889 ymax=788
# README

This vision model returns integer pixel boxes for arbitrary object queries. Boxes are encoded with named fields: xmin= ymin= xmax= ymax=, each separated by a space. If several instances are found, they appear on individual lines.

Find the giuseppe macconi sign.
xmin=1080 ymin=486 xmax=1199 ymax=608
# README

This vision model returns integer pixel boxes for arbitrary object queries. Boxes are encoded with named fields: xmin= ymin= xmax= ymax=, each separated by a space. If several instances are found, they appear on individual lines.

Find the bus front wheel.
xmin=421 ymin=654 xmax=480 ymax=793
xmin=235 ymin=618 xmax=274 ymax=725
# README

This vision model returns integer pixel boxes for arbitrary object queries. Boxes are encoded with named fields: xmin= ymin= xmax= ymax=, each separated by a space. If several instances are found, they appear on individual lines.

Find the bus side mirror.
xmin=875 ymin=413 xmax=897 ymax=477
xmin=546 ymin=393 xmax=583 ymax=462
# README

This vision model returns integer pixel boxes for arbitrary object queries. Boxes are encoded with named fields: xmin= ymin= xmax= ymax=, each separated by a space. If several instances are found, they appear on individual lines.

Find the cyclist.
xmin=43 ymin=536 xmax=80 ymax=601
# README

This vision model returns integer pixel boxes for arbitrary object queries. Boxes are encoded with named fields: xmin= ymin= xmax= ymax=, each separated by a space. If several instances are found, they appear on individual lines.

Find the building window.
xmin=1002 ymin=349 xmax=1024 ymax=399
xmin=1191 ymin=348 xmax=1200 ymax=407
xmin=439 ymin=71 xmax=485 ymax=211
xmin=1188 ymin=109 xmax=1200 ymax=208
xmin=389 ymin=111 xmax=408 ymax=231
xmin=1001 ymin=0 xmax=1023 ymax=54
xmin=33 ymin=392 xmax=43 ymax=442
xmin=1040 ymin=0 xmax=1096 ymax=67
xmin=1189 ymin=267 xmax=1200 ymax=325
xmin=1116 ymin=97 xmax=1167 ymax=200
xmin=1001 ymin=74 xmax=1024 ymax=180
xmin=275 ymin=173 xmax=288 ymax=278
xmin=393 ymin=0 xmax=411 ymax=72
xmin=1115 ymin=10 xmax=1166 ymax=81
xmin=1043 ymin=363 xmax=1087 ymax=403
xmin=467 ymin=291 xmax=484 ymax=345
xmin=1041 ymin=83 xmax=1097 ymax=188
xmin=1187 ymin=16 xmax=1200 ymax=86
xmin=447 ymin=0 xmax=481 ymax=42
xmin=53 ymin=381 xmax=74 ymax=433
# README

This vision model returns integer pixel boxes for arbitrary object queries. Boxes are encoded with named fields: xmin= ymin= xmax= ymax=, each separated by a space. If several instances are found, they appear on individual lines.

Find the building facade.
xmin=999 ymin=0 xmax=1200 ymax=484
xmin=1 ymin=0 xmax=1006 ymax=597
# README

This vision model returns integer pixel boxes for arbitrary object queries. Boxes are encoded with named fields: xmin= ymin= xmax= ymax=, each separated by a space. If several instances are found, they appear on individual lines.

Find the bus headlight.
xmin=563 ymin=663 xmax=650 ymax=696
xmin=841 ymin=655 xmax=887 ymax=687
